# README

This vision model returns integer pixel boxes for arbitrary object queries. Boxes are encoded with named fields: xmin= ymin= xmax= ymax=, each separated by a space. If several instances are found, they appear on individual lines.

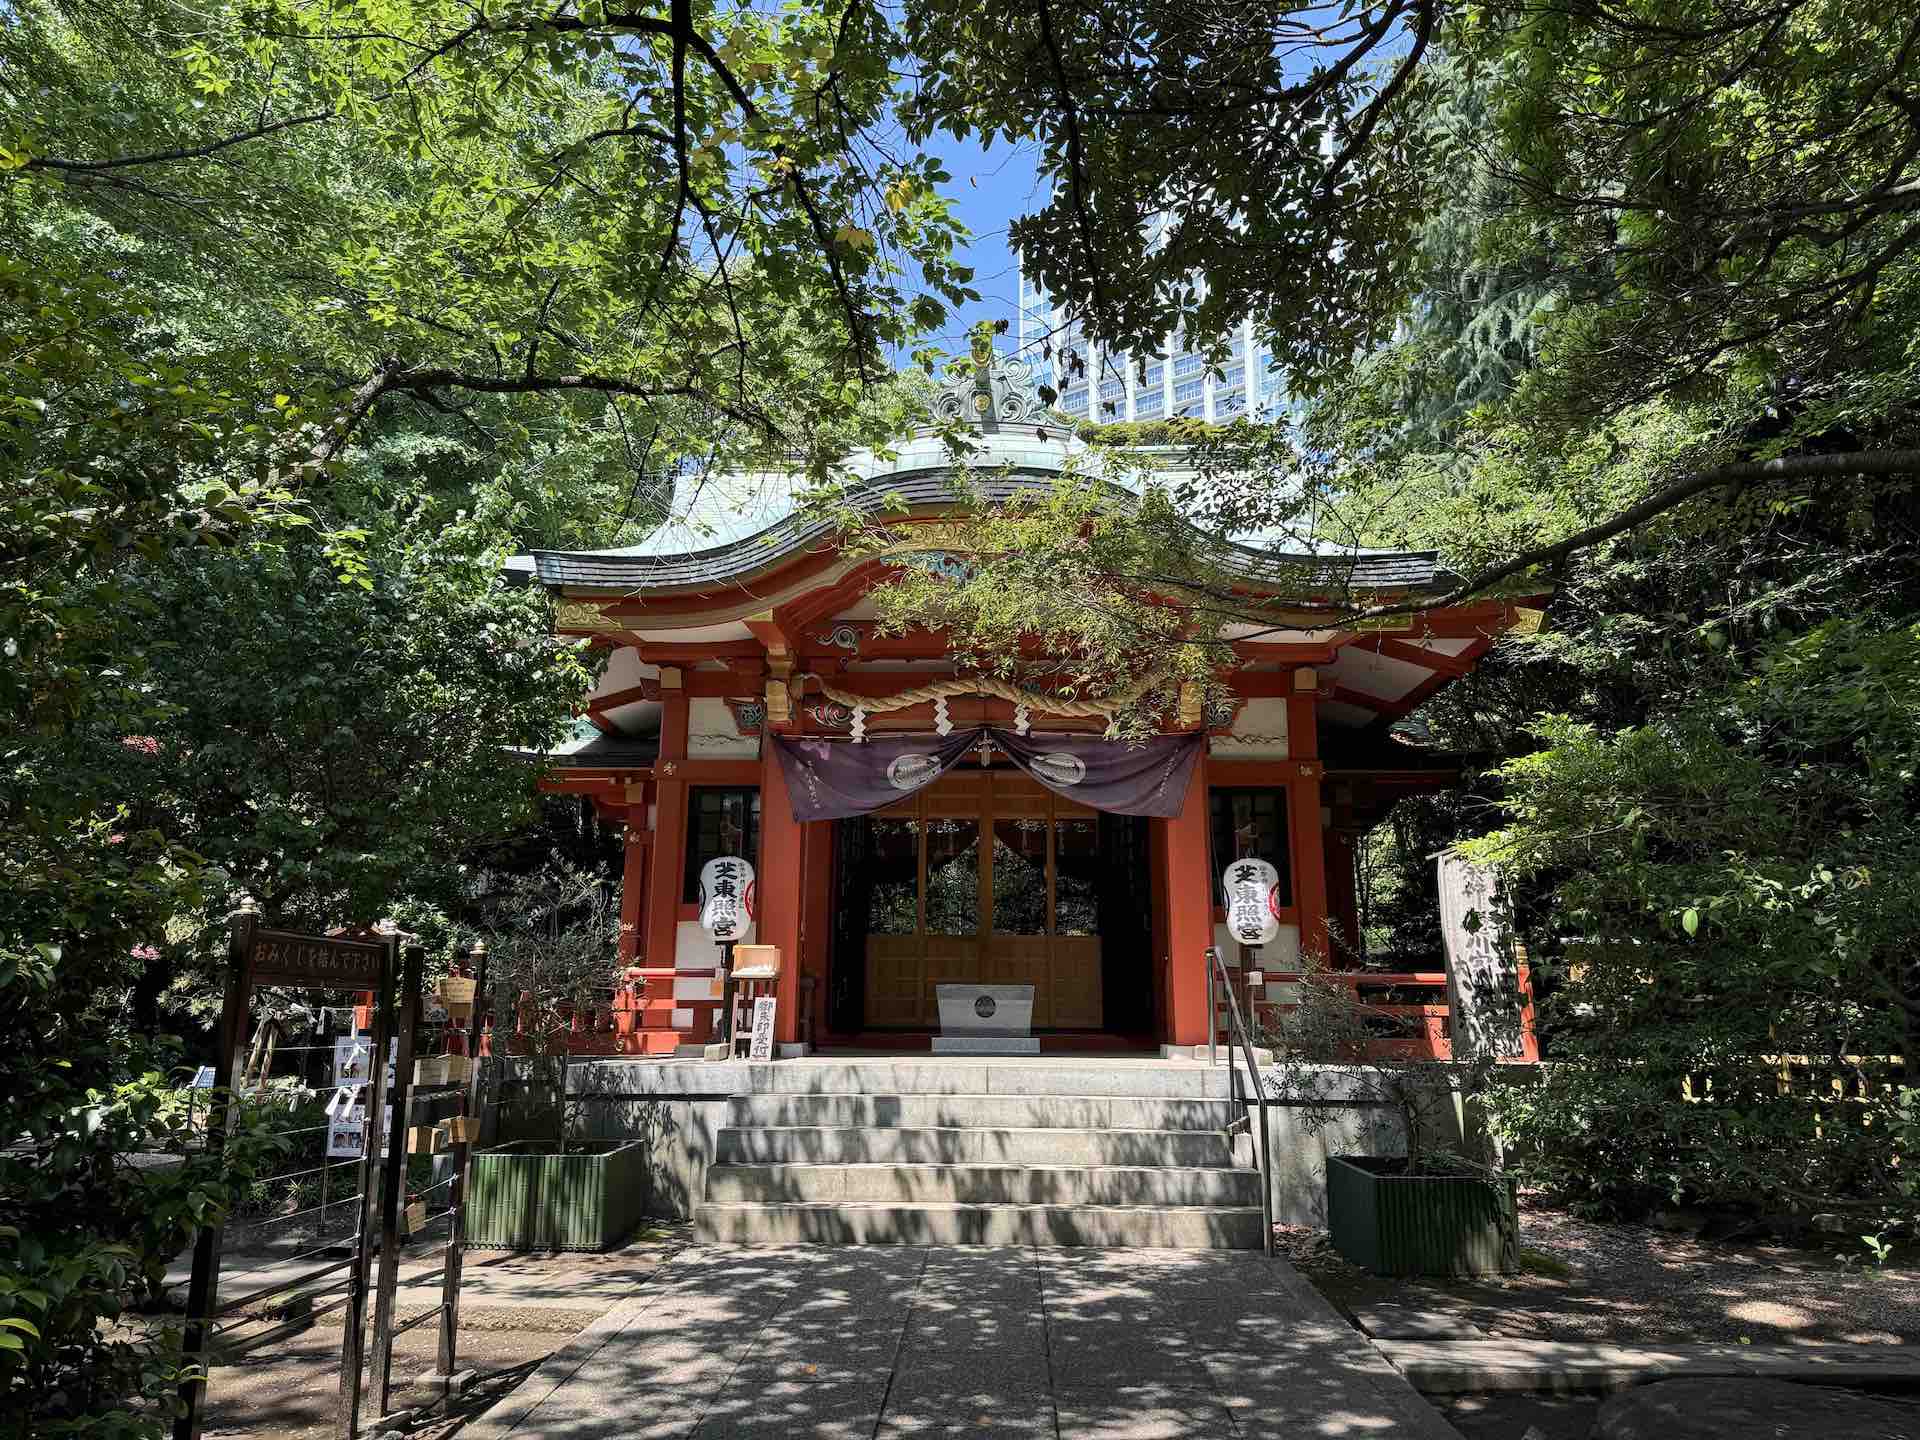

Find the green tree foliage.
xmin=1476 ymin=617 xmax=1920 ymax=1214
xmin=6 ymin=0 xmax=972 ymax=462
xmin=136 ymin=524 xmax=590 ymax=1021
xmin=850 ymin=468 xmax=1247 ymax=725
xmin=924 ymin=0 xmax=1920 ymax=450
xmin=1387 ymin=55 xmax=1563 ymax=446
xmin=1072 ymin=419 xmax=1225 ymax=448
xmin=1 ymin=262 xmax=307 ymax=1435
xmin=901 ymin=0 xmax=1436 ymax=377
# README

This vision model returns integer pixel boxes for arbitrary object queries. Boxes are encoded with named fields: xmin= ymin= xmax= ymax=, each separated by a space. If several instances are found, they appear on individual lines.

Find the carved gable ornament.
xmin=929 ymin=350 xmax=1053 ymax=430
xmin=552 ymin=599 xmax=625 ymax=634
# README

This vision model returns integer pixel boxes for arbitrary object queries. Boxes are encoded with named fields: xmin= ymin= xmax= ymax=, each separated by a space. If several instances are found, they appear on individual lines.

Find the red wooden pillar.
xmin=643 ymin=678 xmax=690 ymax=999
xmin=1324 ymin=828 xmax=1360 ymax=963
xmin=758 ymin=734 xmax=805 ymax=1047
xmin=1159 ymin=751 xmax=1213 ymax=1048
xmin=1287 ymin=672 xmax=1331 ymax=963
xmin=618 ymin=788 xmax=649 ymax=966
xmin=800 ymin=819 xmax=834 ymax=1043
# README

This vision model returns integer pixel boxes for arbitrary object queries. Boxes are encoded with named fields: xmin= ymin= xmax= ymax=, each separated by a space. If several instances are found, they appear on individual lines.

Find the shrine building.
xmin=508 ymin=354 xmax=1541 ymax=1061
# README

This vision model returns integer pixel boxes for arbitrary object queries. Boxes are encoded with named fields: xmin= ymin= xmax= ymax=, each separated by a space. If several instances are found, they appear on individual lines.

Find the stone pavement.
xmin=466 ymin=1245 xmax=1461 ymax=1439
xmin=168 ymin=1232 xmax=685 ymax=1313
xmin=450 ymin=1243 xmax=684 ymax=1311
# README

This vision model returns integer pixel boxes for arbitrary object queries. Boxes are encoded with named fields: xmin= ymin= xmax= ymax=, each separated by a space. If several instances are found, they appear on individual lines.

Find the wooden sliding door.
xmin=858 ymin=769 xmax=1104 ymax=1029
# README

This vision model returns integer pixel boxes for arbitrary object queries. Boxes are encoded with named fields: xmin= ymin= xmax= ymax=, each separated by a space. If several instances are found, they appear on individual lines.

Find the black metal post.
xmin=174 ymin=901 xmax=257 ymax=1440
xmin=369 ymin=941 xmax=421 ymax=1421
xmin=1208 ymin=945 xmax=1275 ymax=1258
xmin=716 ymin=938 xmax=737 ymax=1049
xmin=338 ymin=930 xmax=398 ymax=1440
xmin=1206 ymin=951 xmax=1217 ymax=1067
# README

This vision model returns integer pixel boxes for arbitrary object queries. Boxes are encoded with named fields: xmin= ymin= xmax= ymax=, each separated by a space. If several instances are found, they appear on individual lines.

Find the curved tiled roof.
xmin=509 ymin=730 xmax=662 ymax=770
xmin=521 ymin=469 xmax=1449 ymax=597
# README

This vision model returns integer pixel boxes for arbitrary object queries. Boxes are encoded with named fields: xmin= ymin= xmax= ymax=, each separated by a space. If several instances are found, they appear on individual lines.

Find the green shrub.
xmin=1072 ymin=418 xmax=1226 ymax=447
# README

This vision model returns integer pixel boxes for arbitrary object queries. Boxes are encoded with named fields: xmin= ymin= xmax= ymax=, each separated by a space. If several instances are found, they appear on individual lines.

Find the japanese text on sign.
xmin=748 ymin=997 xmax=777 ymax=1061
xmin=248 ymin=929 xmax=386 ymax=987
xmin=699 ymin=856 xmax=756 ymax=942
xmin=1221 ymin=859 xmax=1282 ymax=947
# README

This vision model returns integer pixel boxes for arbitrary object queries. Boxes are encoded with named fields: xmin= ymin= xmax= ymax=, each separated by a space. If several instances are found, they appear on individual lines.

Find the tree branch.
xmin=22 ymin=108 xmax=339 ymax=174
xmin=308 ymin=363 xmax=780 ymax=473
xmin=1308 ymin=448 xmax=1920 ymax=629
xmin=525 ymin=275 xmax=565 ymax=381
xmin=1318 ymin=0 xmax=1434 ymax=200
xmin=1033 ymin=0 xmax=1108 ymax=325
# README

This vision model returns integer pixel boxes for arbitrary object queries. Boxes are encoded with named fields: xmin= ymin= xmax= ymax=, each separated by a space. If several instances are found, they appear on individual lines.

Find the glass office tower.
xmin=1016 ymin=261 xmax=1290 ymax=425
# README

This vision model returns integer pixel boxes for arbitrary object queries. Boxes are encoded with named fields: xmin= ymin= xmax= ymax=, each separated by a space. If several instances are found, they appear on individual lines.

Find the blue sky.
xmin=909 ymin=131 xmax=1045 ymax=362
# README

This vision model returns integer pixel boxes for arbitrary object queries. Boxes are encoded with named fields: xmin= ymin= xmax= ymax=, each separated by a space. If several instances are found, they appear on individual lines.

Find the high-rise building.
xmin=1016 ymin=261 xmax=1289 ymax=425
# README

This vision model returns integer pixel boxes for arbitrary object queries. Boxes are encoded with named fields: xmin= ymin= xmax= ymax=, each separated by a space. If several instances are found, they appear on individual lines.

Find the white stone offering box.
xmin=933 ymin=983 xmax=1039 ymax=1055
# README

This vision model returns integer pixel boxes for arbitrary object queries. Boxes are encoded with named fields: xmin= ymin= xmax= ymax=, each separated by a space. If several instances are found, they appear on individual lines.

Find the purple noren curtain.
xmin=771 ymin=728 xmax=986 ymax=821
xmin=991 ymin=728 xmax=1201 ymax=817
xmin=771 ymin=728 xmax=1203 ymax=822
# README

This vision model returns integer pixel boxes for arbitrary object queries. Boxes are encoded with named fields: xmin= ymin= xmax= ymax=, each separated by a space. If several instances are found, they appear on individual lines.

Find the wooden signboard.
xmin=248 ymin=929 xmax=386 ymax=988
xmin=747 ymin=997 xmax=777 ymax=1061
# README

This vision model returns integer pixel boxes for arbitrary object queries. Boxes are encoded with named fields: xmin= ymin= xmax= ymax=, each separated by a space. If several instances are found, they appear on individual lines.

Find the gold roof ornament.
xmin=553 ymin=599 xmax=625 ymax=634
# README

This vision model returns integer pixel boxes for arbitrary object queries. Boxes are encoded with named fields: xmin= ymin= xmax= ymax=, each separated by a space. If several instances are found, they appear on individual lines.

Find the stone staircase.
xmin=693 ymin=1063 xmax=1266 ymax=1248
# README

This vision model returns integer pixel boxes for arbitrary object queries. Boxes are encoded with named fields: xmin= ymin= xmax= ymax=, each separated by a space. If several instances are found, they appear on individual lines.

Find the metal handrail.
xmin=1206 ymin=946 xmax=1274 ymax=1258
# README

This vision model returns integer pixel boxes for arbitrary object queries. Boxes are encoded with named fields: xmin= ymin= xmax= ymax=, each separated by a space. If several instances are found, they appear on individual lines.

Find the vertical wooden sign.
xmin=747 ymin=997 xmax=777 ymax=1061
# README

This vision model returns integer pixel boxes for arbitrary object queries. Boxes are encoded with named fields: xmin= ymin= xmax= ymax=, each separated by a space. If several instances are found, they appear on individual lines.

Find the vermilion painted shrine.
xmin=507 ymin=355 xmax=1544 ymax=1061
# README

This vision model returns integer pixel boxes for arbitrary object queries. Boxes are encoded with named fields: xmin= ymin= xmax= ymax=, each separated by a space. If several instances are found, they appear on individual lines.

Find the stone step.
xmin=694 ymin=1200 xmax=1266 ymax=1248
xmin=630 ymin=1030 xmax=686 ymax=1055
xmin=724 ymin=1093 xmax=1240 ymax=1132
xmin=1376 ymin=1339 xmax=1920 ymax=1394
xmin=704 ymin=1161 xmax=1263 ymax=1207
xmin=713 ymin=1125 xmax=1236 ymax=1168
xmin=732 ymin=1061 xmax=1232 ymax=1100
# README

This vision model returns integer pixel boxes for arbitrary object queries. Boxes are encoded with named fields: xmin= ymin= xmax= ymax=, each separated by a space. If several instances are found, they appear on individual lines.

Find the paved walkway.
xmin=171 ymin=1238 xmax=682 ymax=1314
xmin=466 ymin=1245 xmax=1460 ymax=1439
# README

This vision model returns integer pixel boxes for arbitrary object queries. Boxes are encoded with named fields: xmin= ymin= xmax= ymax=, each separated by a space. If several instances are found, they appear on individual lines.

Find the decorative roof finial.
xmin=930 ymin=330 xmax=1050 ymax=430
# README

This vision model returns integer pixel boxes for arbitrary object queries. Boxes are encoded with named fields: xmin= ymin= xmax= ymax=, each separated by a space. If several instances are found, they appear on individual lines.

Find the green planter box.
xmin=466 ymin=1141 xmax=648 ymax=1252
xmin=1326 ymin=1155 xmax=1518 ymax=1277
